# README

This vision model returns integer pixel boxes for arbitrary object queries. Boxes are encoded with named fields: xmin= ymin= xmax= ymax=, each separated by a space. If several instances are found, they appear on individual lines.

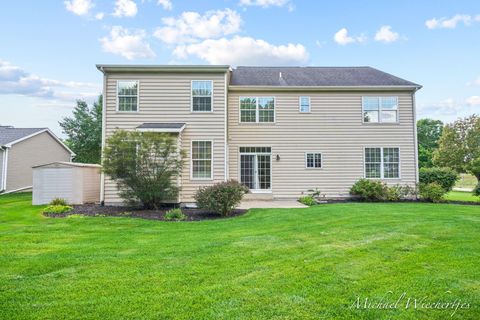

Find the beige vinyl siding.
xmin=228 ymin=91 xmax=416 ymax=198
xmin=6 ymin=132 xmax=72 ymax=192
xmin=103 ymin=72 xmax=227 ymax=204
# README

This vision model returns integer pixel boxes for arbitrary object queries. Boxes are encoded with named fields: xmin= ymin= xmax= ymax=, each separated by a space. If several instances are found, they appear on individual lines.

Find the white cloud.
xmin=64 ymin=0 xmax=94 ymax=16
xmin=425 ymin=14 xmax=475 ymax=29
xmin=100 ymin=26 xmax=155 ymax=60
xmin=334 ymin=28 xmax=366 ymax=45
xmin=95 ymin=12 xmax=105 ymax=20
xmin=466 ymin=96 xmax=480 ymax=106
xmin=0 ymin=59 xmax=99 ymax=100
xmin=154 ymin=9 xmax=242 ymax=44
xmin=467 ymin=76 xmax=480 ymax=86
xmin=239 ymin=0 xmax=292 ymax=9
xmin=157 ymin=0 xmax=172 ymax=10
xmin=113 ymin=0 xmax=138 ymax=17
xmin=173 ymin=36 xmax=308 ymax=65
xmin=374 ymin=25 xmax=400 ymax=43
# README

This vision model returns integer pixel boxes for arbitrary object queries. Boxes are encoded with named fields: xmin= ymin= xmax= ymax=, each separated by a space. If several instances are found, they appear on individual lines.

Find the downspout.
xmin=412 ymin=88 xmax=420 ymax=195
xmin=99 ymin=66 xmax=107 ymax=205
xmin=224 ymin=70 xmax=229 ymax=181
xmin=1 ymin=146 xmax=9 ymax=192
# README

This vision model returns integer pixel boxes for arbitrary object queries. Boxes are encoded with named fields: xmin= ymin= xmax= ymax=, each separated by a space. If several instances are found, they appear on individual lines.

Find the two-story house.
xmin=97 ymin=65 xmax=421 ymax=205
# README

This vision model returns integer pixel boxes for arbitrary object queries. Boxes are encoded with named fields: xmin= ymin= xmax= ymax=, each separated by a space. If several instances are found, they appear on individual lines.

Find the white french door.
xmin=239 ymin=147 xmax=271 ymax=191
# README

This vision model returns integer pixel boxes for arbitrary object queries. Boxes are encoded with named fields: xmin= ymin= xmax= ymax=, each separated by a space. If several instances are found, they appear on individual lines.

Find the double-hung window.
xmin=191 ymin=141 xmax=212 ymax=179
xmin=306 ymin=152 xmax=322 ymax=168
xmin=299 ymin=96 xmax=311 ymax=113
xmin=117 ymin=81 xmax=138 ymax=112
xmin=362 ymin=97 xmax=398 ymax=123
xmin=192 ymin=80 xmax=213 ymax=112
xmin=240 ymin=97 xmax=275 ymax=123
xmin=365 ymin=147 xmax=400 ymax=179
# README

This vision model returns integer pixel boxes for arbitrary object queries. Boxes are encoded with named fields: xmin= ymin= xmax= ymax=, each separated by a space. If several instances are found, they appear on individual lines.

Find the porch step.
xmin=244 ymin=192 xmax=274 ymax=201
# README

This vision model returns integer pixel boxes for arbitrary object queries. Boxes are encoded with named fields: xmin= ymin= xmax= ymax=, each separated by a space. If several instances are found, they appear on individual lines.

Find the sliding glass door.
xmin=239 ymin=147 xmax=271 ymax=191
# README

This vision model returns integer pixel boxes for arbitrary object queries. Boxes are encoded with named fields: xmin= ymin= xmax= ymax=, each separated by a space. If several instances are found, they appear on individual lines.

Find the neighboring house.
xmin=0 ymin=126 xmax=74 ymax=193
xmin=97 ymin=65 xmax=421 ymax=205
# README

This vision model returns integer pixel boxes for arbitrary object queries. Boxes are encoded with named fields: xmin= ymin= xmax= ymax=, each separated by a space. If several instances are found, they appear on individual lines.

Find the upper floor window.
xmin=362 ymin=97 xmax=398 ymax=123
xmin=240 ymin=97 xmax=275 ymax=123
xmin=117 ymin=81 xmax=138 ymax=112
xmin=365 ymin=147 xmax=400 ymax=179
xmin=299 ymin=96 xmax=311 ymax=113
xmin=192 ymin=80 xmax=213 ymax=112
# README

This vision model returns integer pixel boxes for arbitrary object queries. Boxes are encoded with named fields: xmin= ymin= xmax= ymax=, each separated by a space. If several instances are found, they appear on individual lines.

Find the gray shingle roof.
xmin=0 ymin=126 xmax=46 ymax=146
xmin=230 ymin=66 xmax=420 ymax=87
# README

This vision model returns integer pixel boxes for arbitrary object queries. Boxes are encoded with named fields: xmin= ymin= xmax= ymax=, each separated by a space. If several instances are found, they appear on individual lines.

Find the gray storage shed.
xmin=32 ymin=162 xmax=101 ymax=205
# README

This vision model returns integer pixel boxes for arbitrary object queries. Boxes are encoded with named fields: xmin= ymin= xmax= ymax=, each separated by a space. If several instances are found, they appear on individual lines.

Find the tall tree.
xmin=417 ymin=118 xmax=443 ymax=168
xmin=434 ymin=114 xmax=480 ymax=183
xmin=59 ymin=96 xmax=102 ymax=164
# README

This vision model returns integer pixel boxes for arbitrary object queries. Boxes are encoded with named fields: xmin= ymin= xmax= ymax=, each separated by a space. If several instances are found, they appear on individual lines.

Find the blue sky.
xmin=1 ymin=0 xmax=479 ymax=136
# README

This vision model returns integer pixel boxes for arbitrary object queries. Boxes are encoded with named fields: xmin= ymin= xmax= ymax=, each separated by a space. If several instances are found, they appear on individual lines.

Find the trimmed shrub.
xmin=164 ymin=208 xmax=186 ymax=221
xmin=195 ymin=180 xmax=248 ymax=216
xmin=419 ymin=167 xmax=459 ymax=192
xmin=386 ymin=184 xmax=417 ymax=201
xmin=419 ymin=183 xmax=445 ymax=202
xmin=298 ymin=196 xmax=316 ymax=206
xmin=43 ymin=205 xmax=73 ymax=215
xmin=49 ymin=198 xmax=68 ymax=206
xmin=350 ymin=179 xmax=389 ymax=201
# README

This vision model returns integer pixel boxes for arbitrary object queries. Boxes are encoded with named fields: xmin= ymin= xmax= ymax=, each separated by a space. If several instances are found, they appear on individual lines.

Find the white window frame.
xmin=363 ymin=146 xmax=401 ymax=179
xmin=305 ymin=152 xmax=323 ymax=169
xmin=239 ymin=96 xmax=276 ymax=124
xmin=116 ymin=80 xmax=139 ymax=112
xmin=299 ymin=96 xmax=311 ymax=113
xmin=190 ymin=140 xmax=213 ymax=180
xmin=238 ymin=146 xmax=272 ymax=193
xmin=362 ymin=96 xmax=399 ymax=124
xmin=191 ymin=80 xmax=214 ymax=113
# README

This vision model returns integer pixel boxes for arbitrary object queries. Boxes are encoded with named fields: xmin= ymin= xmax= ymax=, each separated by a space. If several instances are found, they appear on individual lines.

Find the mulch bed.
xmin=44 ymin=204 xmax=247 ymax=221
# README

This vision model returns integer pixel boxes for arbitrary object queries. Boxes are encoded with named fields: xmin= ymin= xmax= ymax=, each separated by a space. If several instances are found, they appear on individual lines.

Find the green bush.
xmin=43 ymin=205 xmax=73 ymax=215
xmin=298 ymin=196 xmax=316 ymax=206
xmin=419 ymin=183 xmax=446 ymax=202
xmin=473 ymin=182 xmax=480 ymax=197
xmin=194 ymin=180 xmax=248 ymax=216
xmin=419 ymin=167 xmax=459 ymax=192
xmin=49 ymin=198 xmax=68 ymax=206
xmin=350 ymin=179 xmax=389 ymax=201
xmin=164 ymin=208 xmax=186 ymax=221
xmin=386 ymin=184 xmax=417 ymax=201
xmin=103 ymin=130 xmax=185 ymax=209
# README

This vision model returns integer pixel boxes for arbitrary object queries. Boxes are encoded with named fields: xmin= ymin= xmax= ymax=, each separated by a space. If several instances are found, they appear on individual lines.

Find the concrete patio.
xmin=238 ymin=199 xmax=308 ymax=209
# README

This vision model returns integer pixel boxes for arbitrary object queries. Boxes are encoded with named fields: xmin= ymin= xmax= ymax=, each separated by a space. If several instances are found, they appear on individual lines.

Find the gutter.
xmin=96 ymin=64 xmax=230 ymax=74
xmin=228 ymin=85 xmax=423 ymax=92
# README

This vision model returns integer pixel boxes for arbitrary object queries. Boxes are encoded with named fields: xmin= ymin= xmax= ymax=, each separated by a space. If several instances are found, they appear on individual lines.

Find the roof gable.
xmin=0 ymin=126 xmax=46 ymax=146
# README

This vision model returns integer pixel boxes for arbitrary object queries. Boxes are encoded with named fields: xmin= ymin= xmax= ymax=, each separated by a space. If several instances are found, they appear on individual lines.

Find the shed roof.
xmin=32 ymin=162 xmax=102 ymax=169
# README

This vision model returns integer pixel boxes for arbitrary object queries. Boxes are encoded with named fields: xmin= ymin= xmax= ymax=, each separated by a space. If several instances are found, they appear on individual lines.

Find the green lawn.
xmin=1 ymin=193 xmax=479 ymax=319
xmin=446 ymin=191 xmax=480 ymax=203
